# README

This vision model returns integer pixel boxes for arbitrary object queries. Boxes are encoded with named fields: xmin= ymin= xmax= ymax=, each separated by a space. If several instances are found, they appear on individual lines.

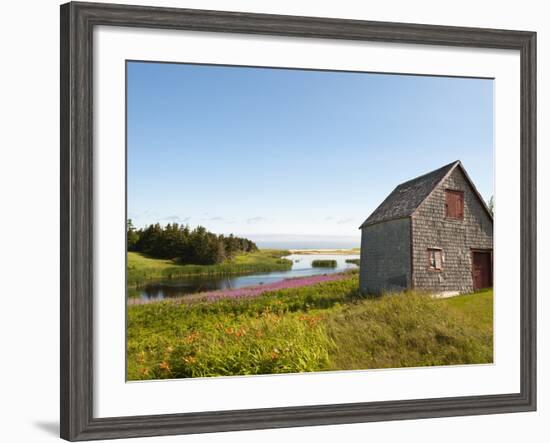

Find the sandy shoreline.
xmin=288 ymin=248 xmax=360 ymax=255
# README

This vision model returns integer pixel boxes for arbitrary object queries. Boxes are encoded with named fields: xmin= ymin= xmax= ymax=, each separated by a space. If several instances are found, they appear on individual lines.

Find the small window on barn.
xmin=428 ymin=248 xmax=443 ymax=270
xmin=445 ymin=189 xmax=464 ymax=219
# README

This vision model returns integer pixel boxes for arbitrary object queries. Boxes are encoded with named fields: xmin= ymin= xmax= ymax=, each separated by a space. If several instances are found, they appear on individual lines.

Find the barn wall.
xmin=360 ymin=217 xmax=411 ymax=294
xmin=412 ymin=167 xmax=493 ymax=293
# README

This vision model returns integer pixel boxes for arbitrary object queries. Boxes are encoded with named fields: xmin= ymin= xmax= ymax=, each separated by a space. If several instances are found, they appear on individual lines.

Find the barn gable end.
xmin=411 ymin=165 xmax=493 ymax=293
xmin=359 ymin=160 xmax=493 ymax=295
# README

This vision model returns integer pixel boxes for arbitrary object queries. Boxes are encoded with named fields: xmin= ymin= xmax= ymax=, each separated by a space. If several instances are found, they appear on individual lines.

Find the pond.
xmin=131 ymin=253 xmax=360 ymax=301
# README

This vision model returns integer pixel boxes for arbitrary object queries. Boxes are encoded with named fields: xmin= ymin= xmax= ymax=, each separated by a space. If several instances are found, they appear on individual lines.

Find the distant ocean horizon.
xmin=254 ymin=240 xmax=360 ymax=250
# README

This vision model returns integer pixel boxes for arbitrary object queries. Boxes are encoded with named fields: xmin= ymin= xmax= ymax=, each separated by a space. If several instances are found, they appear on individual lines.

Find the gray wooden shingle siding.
xmin=359 ymin=161 xmax=493 ymax=295
xmin=359 ymin=218 xmax=411 ymax=294
xmin=411 ymin=167 xmax=493 ymax=293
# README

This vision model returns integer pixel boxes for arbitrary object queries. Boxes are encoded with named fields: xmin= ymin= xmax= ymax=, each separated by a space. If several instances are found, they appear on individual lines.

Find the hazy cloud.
xmin=336 ymin=218 xmax=353 ymax=224
xmin=324 ymin=216 xmax=334 ymax=221
xmin=163 ymin=215 xmax=191 ymax=223
xmin=129 ymin=209 xmax=157 ymax=219
xmin=246 ymin=216 xmax=267 ymax=224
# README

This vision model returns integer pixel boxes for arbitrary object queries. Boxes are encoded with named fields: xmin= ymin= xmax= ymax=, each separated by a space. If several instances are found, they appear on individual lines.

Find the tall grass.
xmin=325 ymin=290 xmax=493 ymax=370
xmin=127 ymin=274 xmax=493 ymax=380
xmin=128 ymin=309 xmax=331 ymax=379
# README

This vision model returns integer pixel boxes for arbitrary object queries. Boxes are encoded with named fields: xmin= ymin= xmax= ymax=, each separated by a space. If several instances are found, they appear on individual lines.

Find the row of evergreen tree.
xmin=127 ymin=220 xmax=258 ymax=265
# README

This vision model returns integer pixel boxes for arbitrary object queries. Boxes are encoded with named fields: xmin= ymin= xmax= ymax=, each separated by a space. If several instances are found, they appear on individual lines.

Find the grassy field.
xmin=127 ymin=274 xmax=493 ymax=380
xmin=127 ymin=249 xmax=292 ymax=287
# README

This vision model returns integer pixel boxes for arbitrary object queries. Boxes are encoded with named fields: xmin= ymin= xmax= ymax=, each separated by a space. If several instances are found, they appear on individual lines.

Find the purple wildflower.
xmin=199 ymin=273 xmax=347 ymax=302
xmin=128 ymin=273 xmax=349 ymax=305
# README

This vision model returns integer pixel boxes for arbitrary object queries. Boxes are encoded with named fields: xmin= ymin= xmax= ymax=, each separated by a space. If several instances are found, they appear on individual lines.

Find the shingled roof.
xmin=359 ymin=160 xmax=461 ymax=228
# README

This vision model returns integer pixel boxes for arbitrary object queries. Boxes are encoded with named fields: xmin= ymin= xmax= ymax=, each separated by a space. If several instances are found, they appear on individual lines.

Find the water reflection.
xmin=132 ymin=254 xmax=359 ymax=301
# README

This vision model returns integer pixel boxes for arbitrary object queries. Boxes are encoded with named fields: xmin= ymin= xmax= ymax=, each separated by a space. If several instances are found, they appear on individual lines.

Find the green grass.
xmin=311 ymin=259 xmax=337 ymax=268
xmin=326 ymin=289 xmax=493 ymax=370
xmin=127 ymin=275 xmax=493 ymax=380
xmin=442 ymin=288 xmax=493 ymax=331
xmin=127 ymin=249 xmax=292 ymax=287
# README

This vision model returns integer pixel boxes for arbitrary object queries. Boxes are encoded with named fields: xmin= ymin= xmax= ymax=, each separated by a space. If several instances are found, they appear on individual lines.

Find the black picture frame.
xmin=60 ymin=2 xmax=537 ymax=441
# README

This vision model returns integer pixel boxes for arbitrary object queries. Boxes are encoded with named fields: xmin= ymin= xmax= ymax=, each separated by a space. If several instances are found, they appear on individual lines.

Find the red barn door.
xmin=472 ymin=250 xmax=492 ymax=290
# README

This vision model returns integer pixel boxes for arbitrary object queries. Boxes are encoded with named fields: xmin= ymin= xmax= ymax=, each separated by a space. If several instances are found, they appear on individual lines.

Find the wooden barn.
xmin=359 ymin=160 xmax=493 ymax=295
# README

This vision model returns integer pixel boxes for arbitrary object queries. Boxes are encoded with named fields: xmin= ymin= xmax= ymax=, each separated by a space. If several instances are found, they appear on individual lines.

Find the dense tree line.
xmin=127 ymin=220 xmax=257 ymax=265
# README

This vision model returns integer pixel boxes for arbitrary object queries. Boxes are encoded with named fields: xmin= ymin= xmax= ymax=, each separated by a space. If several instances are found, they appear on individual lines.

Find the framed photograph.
xmin=60 ymin=1 xmax=536 ymax=441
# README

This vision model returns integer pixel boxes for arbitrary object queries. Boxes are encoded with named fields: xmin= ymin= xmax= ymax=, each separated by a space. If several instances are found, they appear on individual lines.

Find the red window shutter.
xmin=453 ymin=195 xmax=458 ymax=217
xmin=445 ymin=190 xmax=464 ymax=219
xmin=445 ymin=191 xmax=455 ymax=217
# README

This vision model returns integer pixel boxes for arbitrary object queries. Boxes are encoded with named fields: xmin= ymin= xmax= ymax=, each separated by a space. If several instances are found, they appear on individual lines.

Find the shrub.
xmin=345 ymin=259 xmax=360 ymax=266
xmin=311 ymin=259 xmax=337 ymax=268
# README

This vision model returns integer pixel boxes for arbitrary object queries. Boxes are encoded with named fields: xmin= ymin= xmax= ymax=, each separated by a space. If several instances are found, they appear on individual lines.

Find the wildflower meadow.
xmin=127 ymin=272 xmax=493 ymax=380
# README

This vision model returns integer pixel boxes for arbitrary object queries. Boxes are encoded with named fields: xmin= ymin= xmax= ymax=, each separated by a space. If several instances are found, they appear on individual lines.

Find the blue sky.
xmin=127 ymin=61 xmax=493 ymax=246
